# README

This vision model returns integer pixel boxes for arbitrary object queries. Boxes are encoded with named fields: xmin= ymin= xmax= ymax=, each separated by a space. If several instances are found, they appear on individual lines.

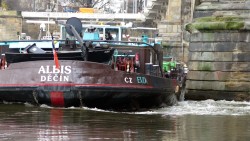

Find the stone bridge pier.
xmin=148 ymin=0 xmax=250 ymax=101
xmin=146 ymin=0 xmax=194 ymax=63
xmin=185 ymin=0 xmax=250 ymax=101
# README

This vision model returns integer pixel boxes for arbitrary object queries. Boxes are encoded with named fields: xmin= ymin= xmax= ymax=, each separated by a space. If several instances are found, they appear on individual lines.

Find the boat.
xmin=0 ymin=17 xmax=186 ymax=111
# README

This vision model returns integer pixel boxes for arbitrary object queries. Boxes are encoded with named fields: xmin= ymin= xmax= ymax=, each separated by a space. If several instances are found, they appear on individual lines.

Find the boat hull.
xmin=0 ymin=60 xmax=177 ymax=111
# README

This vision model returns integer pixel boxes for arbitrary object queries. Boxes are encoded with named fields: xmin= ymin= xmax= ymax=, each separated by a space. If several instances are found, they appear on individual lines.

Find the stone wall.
xmin=0 ymin=11 xmax=22 ymax=40
xmin=156 ymin=0 xmax=193 ymax=63
xmin=186 ymin=30 xmax=250 ymax=101
xmin=6 ymin=0 xmax=47 ymax=11
xmin=22 ymin=23 xmax=59 ymax=40
xmin=157 ymin=0 xmax=184 ymax=61
xmin=185 ymin=0 xmax=250 ymax=101
xmin=194 ymin=0 xmax=250 ymax=19
xmin=0 ymin=10 xmax=59 ymax=40
xmin=185 ymin=14 xmax=250 ymax=101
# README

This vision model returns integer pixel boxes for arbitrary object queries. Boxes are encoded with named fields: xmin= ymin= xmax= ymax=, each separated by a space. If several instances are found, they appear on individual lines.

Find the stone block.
xmin=161 ymin=33 xmax=182 ymax=42
xmin=187 ymin=71 xmax=250 ymax=81
xmin=233 ymin=52 xmax=250 ymax=62
xmin=214 ymin=32 xmax=233 ymax=41
xmin=189 ymin=42 xmax=237 ymax=52
xmin=193 ymin=11 xmax=214 ymax=19
xmin=0 ymin=11 xmax=20 ymax=17
xmin=172 ymin=25 xmax=178 ymax=32
xmin=190 ymin=32 xmax=250 ymax=42
xmin=162 ymin=44 xmax=188 ymax=61
xmin=209 ymin=32 xmax=233 ymax=42
xmin=196 ymin=2 xmax=248 ymax=10
xmin=190 ymin=33 xmax=202 ymax=42
xmin=186 ymin=80 xmax=250 ymax=91
xmin=189 ymin=42 xmax=203 ymax=51
xmin=202 ymin=33 xmax=216 ymax=41
xmin=177 ymin=25 xmax=182 ymax=32
xmin=213 ymin=42 xmax=236 ymax=52
xmin=189 ymin=52 xmax=233 ymax=61
xmin=236 ymin=42 xmax=250 ymax=51
xmin=186 ymin=80 xmax=225 ymax=90
xmin=238 ymin=32 xmax=250 ymax=42
xmin=165 ymin=25 xmax=173 ymax=32
xmin=200 ymin=0 xmax=218 ymax=2
xmin=219 ymin=0 xmax=245 ymax=2
xmin=157 ymin=24 xmax=168 ymax=29
xmin=188 ymin=61 xmax=250 ymax=71
xmin=158 ymin=28 xmax=167 ymax=33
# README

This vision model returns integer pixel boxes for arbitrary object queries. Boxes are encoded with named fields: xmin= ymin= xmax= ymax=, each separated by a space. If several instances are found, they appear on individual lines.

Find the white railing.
xmin=22 ymin=12 xmax=146 ymax=22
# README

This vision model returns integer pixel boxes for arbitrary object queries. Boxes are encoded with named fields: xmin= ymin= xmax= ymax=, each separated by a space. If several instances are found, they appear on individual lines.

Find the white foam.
xmin=21 ymin=99 xmax=250 ymax=116
xmin=136 ymin=100 xmax=250 ymax=116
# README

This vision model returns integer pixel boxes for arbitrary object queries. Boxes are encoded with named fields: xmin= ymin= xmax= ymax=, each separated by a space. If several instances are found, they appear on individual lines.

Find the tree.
xmin=1 ymin=0 xmax=8 ymax=10
xmin=66 ymin=0 xmax=111 ymax=9
xmin=58 ymin=0 xmax=113 ymax=13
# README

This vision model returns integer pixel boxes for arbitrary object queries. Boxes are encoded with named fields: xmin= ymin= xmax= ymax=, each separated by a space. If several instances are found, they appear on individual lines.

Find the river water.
xmin=0 ymin=100 xmax=249 ymax=141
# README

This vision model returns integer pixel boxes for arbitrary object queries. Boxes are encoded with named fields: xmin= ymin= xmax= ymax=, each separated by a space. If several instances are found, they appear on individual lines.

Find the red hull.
xmin=0 ymin=60 xmax=177 ymax=111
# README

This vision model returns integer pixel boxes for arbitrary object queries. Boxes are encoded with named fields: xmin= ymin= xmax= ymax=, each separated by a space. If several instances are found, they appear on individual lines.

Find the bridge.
xmin=1 ymin=0 xmax=188 ymax=62
xmin=21 ymin=0 xmax=169 ymax=23
xmin=22 ymin=12 xmax=146 ymax=22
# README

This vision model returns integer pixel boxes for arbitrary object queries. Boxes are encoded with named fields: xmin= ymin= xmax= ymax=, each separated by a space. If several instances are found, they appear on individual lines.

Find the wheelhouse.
xmin=60 ymin=24 xmax=129 ymax=41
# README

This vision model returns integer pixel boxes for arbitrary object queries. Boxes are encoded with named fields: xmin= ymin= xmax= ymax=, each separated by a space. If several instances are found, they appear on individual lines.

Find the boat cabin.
xmin=0 ymin=18 xmax=164 ymax=77
xmin=60 ymin=24 xmax=128 ymax=41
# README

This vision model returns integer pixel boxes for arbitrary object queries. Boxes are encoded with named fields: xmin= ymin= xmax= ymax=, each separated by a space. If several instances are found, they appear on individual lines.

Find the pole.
xmin=135 ymin=0 xmax=137 ymax=13
xmin=133 ymin=0 xmax=135 ymax=13
xmin=56 ymin=0 xmax=58 ymax=12
xmin=126 ymin=0 xmax=128 ymax=13
xmin=56 ymin=0 xmax=58 ymax=20
xmin=123 ymin=0 xmax=125 ymax=13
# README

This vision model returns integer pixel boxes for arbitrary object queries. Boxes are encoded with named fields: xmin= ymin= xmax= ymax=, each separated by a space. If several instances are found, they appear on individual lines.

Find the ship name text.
xmin=38 ymin=65 xmax=72 ymax=82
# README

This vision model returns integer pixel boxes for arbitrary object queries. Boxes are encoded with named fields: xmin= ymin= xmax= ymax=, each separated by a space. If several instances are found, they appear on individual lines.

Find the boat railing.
xmin=0 ymin=39 xmax=154 ymax=50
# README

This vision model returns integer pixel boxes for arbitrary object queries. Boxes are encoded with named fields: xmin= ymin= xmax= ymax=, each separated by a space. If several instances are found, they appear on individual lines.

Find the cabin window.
xmin=105 ymin=28 xmax=119 ymax=41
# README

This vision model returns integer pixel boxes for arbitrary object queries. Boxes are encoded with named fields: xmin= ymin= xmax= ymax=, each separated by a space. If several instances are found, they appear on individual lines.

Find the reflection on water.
xmin=0 ymin=100 xmax=249 ymax=141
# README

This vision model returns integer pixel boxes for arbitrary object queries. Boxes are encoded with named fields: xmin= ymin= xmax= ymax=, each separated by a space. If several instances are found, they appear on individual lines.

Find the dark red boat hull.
xmin=0 ymin=60 xmax=177 ymax=111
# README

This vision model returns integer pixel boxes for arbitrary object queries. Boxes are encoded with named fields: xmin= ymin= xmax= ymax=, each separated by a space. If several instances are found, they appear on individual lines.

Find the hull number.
xmin=124 ymin=76 xmax=148 ymax=84
xmin=137 ymin=76 xmax=147 ymax=84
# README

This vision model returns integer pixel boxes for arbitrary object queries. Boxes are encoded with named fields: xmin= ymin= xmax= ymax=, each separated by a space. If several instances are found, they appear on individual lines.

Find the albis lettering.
xmin=38 ymin=65 xmax=71 ymax=74
xmin=38 ymin=65 xmax=72 ymax=82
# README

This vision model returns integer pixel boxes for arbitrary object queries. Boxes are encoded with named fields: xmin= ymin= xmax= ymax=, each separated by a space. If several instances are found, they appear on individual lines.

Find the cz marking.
xmin=124 ymin=77 xmax=133 ymax=83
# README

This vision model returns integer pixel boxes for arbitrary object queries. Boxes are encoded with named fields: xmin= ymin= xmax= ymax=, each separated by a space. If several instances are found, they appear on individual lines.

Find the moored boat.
xmin=0 ymin=18 xmax=185 ymax=111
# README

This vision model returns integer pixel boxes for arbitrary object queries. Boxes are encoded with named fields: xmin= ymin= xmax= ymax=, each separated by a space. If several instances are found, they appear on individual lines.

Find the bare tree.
xmin=3 ymin=0 xmax=115 ymax=12
xmin=58 ymin=0 xmax=113 ymax=13
xmin=73 ymin=0 xmax=111 ymax=9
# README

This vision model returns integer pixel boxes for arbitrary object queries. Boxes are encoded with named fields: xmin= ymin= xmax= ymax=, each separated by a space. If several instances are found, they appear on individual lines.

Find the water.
xmin=0 ymin=100 xmax=249 ymax=141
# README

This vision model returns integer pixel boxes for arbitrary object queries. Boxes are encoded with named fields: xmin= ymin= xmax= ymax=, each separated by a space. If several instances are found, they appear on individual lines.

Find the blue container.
xmin=142 ymin=35 xmax=148 ymax=43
